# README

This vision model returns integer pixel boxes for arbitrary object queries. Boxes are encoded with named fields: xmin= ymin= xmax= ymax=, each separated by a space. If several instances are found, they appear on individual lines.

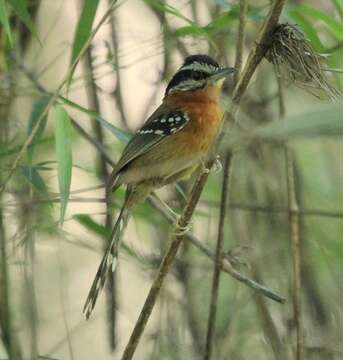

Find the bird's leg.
xmin=200 ymin=155 xmax=222 ymax=174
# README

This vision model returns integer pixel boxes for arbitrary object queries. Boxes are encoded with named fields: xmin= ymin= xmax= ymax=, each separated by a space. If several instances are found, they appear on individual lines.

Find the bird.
xmin=83 ymin=54 xmax=236 ymax=318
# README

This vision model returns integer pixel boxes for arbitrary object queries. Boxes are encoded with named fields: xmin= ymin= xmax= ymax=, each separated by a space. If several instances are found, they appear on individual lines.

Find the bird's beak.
xmin=210 ymin=67 xmax=236 ymax=83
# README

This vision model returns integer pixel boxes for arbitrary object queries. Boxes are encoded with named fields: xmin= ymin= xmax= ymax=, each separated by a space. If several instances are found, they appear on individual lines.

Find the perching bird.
xmin=83 ymin=54 xmax=235 ymax=318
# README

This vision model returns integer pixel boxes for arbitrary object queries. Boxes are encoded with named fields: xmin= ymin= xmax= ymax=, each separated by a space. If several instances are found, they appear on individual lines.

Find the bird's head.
xmin=165 ymin=55 xmax=236 ymax=95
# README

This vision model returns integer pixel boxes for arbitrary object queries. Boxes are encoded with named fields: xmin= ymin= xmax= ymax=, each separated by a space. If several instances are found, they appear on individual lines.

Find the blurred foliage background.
xmin=0 ymin=0 xmax=343 ymax=359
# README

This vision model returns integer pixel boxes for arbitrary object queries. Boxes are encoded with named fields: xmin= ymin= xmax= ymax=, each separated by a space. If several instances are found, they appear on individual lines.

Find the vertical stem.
xmin=108 ymin=4 xmax=129 ymax=130
xmin=23 ymin=190 xmax=39 ymax=359
xmin=204 ymin=155 xmax=231 ymax=360
xmin=234 ymin=0 xmax=248 ymax=83
xmin=0 ymin=210 xmax=17 ymax=359
xmin=277 ymin=75 xmax=303 ymax=360
xmin=0 ymin=52 xmax=23 ymax=360
xmin=204 ymin=2 xmax=247 ymax=358
xmin=79 ymin=0 xmax=117 ymax=348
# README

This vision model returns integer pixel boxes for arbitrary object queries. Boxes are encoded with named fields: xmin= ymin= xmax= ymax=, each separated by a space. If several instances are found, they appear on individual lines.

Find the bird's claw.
xmin=201 ymin=156 xmax=222 ymax=174
xmin=174 ymin=220 xmax=192 ymax=236
xmin=212 ymin=156 xmax=222 ymax=173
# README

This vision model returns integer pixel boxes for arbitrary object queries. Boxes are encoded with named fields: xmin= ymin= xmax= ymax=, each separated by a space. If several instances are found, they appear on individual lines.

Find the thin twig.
xmin=108 ymin=3 xmax=130 ymax=131
xmin=232 ymin=0 xmax=286 ymax=106
xmin=204 ymin=155 xmax=232 ymax=360
xmin=80 ymin=5 xmax=117 ymax=346
xmin=22 ymin=188 xmax=39 ymax=359
xmin=57 ymin=238 xmax=75 ymax=360
xmin=204 ymin=2 xmax=247 ymax=358
xmin=277 ymin=72 xmax=303 ymax=359
xmin=7 ymin=194 xmax=343 ymax=221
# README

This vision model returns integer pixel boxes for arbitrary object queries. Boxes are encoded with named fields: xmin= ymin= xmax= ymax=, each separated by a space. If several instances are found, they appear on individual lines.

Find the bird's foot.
xmin=211 ymin=155 xmax=222 ymax=173
xmin=174 ymin=219 xmax=192 ymax=236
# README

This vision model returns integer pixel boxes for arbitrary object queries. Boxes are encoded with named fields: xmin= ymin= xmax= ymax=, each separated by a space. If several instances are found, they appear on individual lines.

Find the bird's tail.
xmin=83 ymin=189 xmax=131 ymax=319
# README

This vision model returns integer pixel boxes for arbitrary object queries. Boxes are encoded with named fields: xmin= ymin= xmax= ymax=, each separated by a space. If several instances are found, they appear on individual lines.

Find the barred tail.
xmin=83 ymin=193 xmax=131 ymax=319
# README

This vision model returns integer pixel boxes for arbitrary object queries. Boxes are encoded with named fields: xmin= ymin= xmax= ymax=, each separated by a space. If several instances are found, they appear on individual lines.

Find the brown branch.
xmin=277 ymin=73 xmax=303 ymax=359
xmin=81 ymin=9 xmax=117 ymax=348
xmin=108 ymin=4 xmax=130 ymax=131
xmin=204 ymin=155 xmax=232 ymax=360
xmin=0 ymin=210 xmax=23 ymax=359
xmin=204 ymin=2 xmax=247 ymax=358
xmin=232 ymin=0 xmax=286 ymax=106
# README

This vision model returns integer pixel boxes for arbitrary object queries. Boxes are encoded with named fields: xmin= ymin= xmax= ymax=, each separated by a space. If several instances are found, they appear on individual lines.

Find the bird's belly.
xmin=117 ymin=149 xmax=203 ymax=186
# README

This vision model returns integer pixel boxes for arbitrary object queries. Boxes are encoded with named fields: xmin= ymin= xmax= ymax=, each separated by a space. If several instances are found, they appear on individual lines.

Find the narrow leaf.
xmin=27 ymin=96 xmax=51 ymax=162
xmin=70 ymin=0 xmax=100 ymax=65
xmin=60 ymin=96 xmax=131 ymax=143
xmin=74 ymin=214 xmax=142 ymax=261
xmin=144 ymin=0 xmax=193 ymax=24
xmin=54 ymin=106 xmax=73 ymax=225
xmin=0 ymin=0 xmax=13 ymax=46
xmin=74 ymin=214 xmax=110 ymax=239
xmin=21 ymin=166 xmax=48 ymax=193
xmin=296 ymin=5 xmax=343 ymax=40
xmin=10 ymin=0 xmax=39 ymax=41
xmin=287 ymin=10 xmax=326 ymax=52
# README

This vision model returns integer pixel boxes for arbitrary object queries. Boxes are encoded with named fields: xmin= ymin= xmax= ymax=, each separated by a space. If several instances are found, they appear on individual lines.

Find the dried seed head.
xmin=265 ymin=23 xmax=340 ymax=99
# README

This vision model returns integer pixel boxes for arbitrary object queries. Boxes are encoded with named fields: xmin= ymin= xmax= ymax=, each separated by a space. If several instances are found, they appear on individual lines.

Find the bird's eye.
xmin=192 ymin=72 xmax=202 ymax=80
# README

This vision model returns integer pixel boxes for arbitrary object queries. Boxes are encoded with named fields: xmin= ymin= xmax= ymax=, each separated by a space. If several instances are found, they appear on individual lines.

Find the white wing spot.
xmin=160 ymin=118 xmax=166 ymax=123
xmin=171 ymin=128 xmax=177 ymax=133
xmin=168 ymin=118 xmax=174 ymax=123
xmin=154 ymin=130 xmax=164 ymax=135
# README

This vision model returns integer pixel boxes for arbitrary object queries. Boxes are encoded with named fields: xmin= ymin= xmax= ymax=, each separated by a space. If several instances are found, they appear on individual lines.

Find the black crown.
xmin=183 ymin=54 xmax=220 ymax=69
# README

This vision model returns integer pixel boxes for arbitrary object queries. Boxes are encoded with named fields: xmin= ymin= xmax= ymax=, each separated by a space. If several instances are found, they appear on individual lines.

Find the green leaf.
xmin=204 ymin=11 xmax=238 ymax=35
xmin=10 ymin=0 xmax=40 ymax=41
xmin=21 ymin=166 xmax=48 ymax=193
xmin=27 ymin=96 xmax=51 ymax=162
xmin=54 ymin=106 xmax=73 ymax=225
xmin=144 ymin=0 xmax=193 ymax=24
xmin=60 ymin=96 xmax=131 ymax=144
xmin=296 ymin=5 xmax=343 ymax=41
xmin=74 ymin=213 xmax=143 ymax=262
xmin=0 ymin=137 xmax=53 ymax=158
xmin=74 ymin=214 xmax=110 ymax=239
xmin=0 ymin=0 xmax=13 ymax=46
xmin=70 ymin=0 xmax=100 ymax=65
xmin=287 ymin=10 xmax=326 ymax=52
xmin=175 ymin=11 xmax=237 ymax=38
xmin=175 ymin=25 xmax=206 ymax=38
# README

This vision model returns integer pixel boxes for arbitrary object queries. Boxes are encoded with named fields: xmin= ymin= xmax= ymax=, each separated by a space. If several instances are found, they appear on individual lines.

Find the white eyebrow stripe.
xmin=168 ymin=79 xmax=202 ymax=93
xmin=181 ymin=62 xmax=219 ymax=74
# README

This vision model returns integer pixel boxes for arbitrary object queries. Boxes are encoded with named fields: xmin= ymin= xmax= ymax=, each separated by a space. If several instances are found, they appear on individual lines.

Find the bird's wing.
xmin=108 ymin=103 xmax=189 ymax=190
